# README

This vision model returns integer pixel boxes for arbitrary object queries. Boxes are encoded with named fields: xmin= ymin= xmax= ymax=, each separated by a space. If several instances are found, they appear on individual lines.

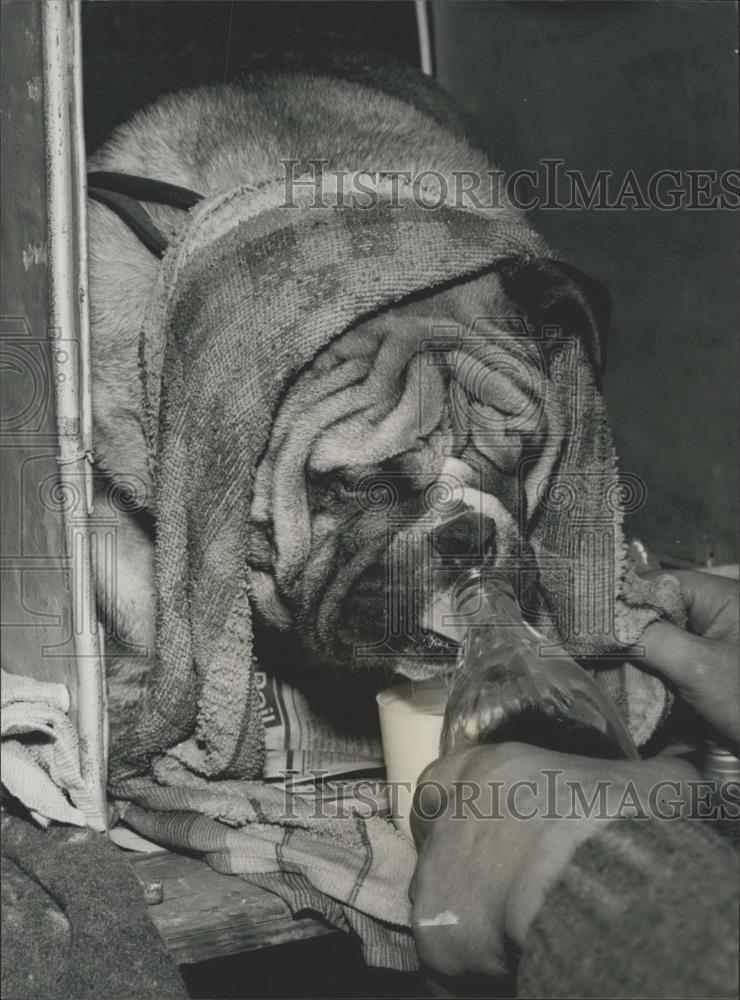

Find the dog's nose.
xmin=425 ymin=511 xmax=498 ymax=644
xmin=432 ymin=509 xmax=497 ymax=567
xmin=426 ymin=504 xmax=542 ymax=646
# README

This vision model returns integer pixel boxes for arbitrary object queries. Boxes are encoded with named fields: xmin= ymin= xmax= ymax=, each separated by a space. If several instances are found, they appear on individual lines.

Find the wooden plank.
xmin=131 ymin=851 xmax=335 ymax=966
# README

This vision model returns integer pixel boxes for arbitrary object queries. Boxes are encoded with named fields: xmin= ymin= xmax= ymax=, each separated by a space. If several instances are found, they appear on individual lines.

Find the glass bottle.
xmin=441 ymin=567 xmax=639 ymax=759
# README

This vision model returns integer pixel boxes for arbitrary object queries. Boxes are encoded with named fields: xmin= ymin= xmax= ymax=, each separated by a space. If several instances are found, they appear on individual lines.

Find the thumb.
xmin=630 ymin=619 xmax=716 ymax=692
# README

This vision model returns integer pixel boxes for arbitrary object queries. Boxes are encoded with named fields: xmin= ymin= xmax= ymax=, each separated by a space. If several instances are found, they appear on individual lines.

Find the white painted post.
xmin=415 ymin=1 xmax=434 ymax=77
xmin=42 ymin=0 xmax=107 ymax=831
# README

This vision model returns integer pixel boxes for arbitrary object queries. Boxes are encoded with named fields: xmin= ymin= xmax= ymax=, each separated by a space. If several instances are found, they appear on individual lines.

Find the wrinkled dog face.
xmin=247 ymin=258 xmax=609 ymax=675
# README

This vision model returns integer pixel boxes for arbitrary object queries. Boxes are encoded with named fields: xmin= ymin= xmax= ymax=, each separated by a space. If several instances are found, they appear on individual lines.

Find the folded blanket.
xmin=1 ymin=668 xmax=105 ymax=831
xmin=109 ymin=178 xmax=683 ymax=968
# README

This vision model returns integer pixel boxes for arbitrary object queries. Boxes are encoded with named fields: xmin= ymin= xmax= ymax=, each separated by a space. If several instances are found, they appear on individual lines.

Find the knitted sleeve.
xmin=517 ymin=817 xmax=739 ymax=999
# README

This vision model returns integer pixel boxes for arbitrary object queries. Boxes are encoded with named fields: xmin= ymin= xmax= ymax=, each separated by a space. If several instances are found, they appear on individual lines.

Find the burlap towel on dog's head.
xmin=108 ymin=182 xmax=683 ymax=969
xmin=113 ymin=183 xmax=680 ymax=785
xmin=113 ymin=186 xmax=548 ymax=783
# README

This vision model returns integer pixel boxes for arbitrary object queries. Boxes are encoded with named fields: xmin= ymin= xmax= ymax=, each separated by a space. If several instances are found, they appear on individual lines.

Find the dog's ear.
xmin=497 ymin=258 xmax=611 ymax=381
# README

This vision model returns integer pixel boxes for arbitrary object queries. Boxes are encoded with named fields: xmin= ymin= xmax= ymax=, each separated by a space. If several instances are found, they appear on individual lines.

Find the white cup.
xmin=376 ymin=679 xmax=448 ymax=840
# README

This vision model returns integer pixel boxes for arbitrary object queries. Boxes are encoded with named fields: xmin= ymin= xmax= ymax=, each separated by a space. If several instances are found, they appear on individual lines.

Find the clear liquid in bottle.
xmin=441 ymin=568 xmax=639 ymax=760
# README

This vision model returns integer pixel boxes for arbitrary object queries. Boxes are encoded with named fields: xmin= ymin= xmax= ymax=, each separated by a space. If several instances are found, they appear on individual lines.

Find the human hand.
xmin=633 ymin=571 xmax=739 ymax=745
xmin=409 ymin=744 xmax=698 ymax=979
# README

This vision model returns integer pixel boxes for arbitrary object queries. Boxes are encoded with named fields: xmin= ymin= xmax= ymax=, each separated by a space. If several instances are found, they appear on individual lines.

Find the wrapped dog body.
xmin=86 ymin=68 xmax=691 ymax=963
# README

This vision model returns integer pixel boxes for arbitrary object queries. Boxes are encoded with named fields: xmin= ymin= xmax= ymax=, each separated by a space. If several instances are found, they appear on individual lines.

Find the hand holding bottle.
xmin=410 ymin=570 xmax=739 ymax=980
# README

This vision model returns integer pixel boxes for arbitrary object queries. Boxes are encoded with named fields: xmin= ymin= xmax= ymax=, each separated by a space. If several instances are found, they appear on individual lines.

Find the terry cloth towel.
xmin=1 ymin=806 xmax=186 ymax=1000
xmin=109 ymin=180 xmax=684 ymax=969
xmin=1 ymin=668 xmax=105 ymax=832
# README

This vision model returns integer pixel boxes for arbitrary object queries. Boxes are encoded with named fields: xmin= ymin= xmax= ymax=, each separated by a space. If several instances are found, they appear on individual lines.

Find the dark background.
xmin=433 ymin=0 xmax=739 ymax=568
xmin=82 ymin=0 xmax=738 ymax=568
xmin=81 ymin=1 xmax=420 ymax=150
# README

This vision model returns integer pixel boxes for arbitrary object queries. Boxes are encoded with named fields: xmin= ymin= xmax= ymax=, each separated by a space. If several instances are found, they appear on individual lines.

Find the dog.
xmin=87 ymin=64 xmax=609 ymax=742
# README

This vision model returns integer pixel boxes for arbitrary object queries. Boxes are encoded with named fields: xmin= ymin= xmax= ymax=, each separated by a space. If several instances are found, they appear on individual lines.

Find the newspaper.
xmin=257 ymin=668 xmax=386 ymax=782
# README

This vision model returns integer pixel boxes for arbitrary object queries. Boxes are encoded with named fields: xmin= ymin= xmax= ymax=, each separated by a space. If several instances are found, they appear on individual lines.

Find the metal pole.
xmin=415 ymin=1 xmax=434 ymax=77
xmin=70 ymin=1 xmax=94 ymax=511
xmin=42 ymin=0 xmax=107 ymax=831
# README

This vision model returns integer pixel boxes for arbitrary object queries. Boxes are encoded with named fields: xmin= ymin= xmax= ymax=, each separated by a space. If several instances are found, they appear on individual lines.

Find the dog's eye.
xmin=353 ymin=471 xmax=420 ymax=510
xmin=330 ymin=479 xmax=359 ymax=500
xmin=307 ymin=471 xmax=360 ymax=510
xmin=310 ymin=466 xmax=418 ymax=513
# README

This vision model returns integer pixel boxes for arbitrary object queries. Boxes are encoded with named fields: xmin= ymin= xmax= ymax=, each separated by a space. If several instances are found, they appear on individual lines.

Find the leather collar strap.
xmin=87 ymin=171 xmax=204 ymax=259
